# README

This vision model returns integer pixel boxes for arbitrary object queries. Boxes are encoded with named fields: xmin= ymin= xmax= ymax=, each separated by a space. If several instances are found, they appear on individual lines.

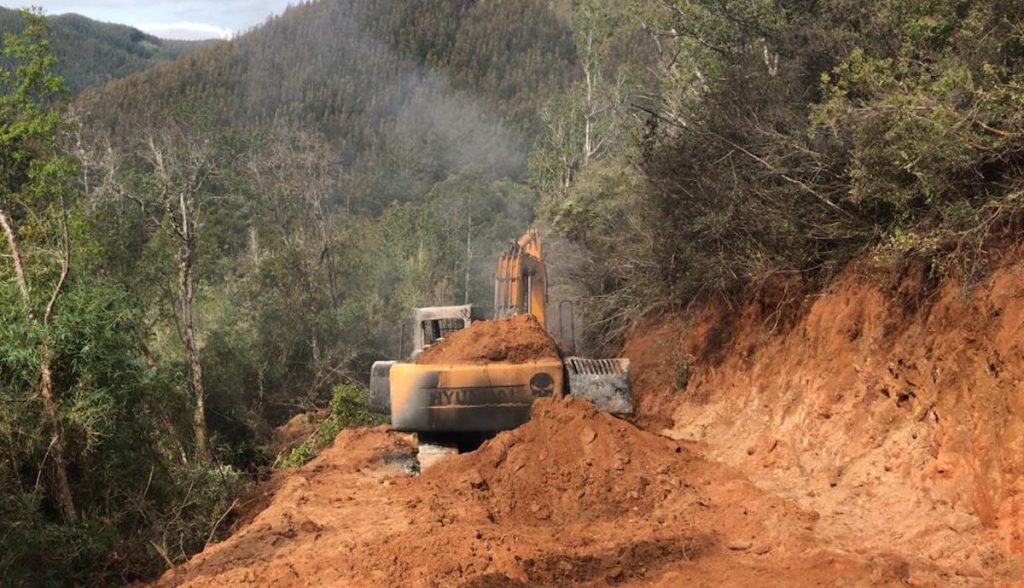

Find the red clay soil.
xmin=154 ymin=253 xmax=1024 ymax=587
xmin=625 ymin=258 xmax=1024 ymax=586
xmin=620 ymin=313 xmax=689 ymax=431
xmin=416 ymin=314 xmax=562 ymax=364
xmin=155 ymin=397 xmax=914 ymax=587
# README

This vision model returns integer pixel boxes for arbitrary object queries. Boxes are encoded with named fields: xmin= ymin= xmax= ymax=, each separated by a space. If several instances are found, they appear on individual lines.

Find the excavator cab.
xmin=409 ymin=305 xmax=488 ymax=360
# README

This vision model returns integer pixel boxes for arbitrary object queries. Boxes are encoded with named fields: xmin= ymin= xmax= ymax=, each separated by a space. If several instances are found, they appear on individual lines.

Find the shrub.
xmin=280 ymin=384 xmax=387 ymax=468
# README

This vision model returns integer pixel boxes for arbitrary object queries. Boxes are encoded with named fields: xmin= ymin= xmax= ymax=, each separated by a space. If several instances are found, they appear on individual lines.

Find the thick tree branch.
xmin=44 ymin=196 xmax=71 ymax=325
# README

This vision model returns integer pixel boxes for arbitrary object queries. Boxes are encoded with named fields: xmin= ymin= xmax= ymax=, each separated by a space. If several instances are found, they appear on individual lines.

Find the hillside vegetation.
xmin=2 ymin=0 xmax=1024 ymax=585
xmin=0 ymin=7 xmax=200 ymax=95
xmin=539 ymin=0 xmax=1024 ymax=344
xmin=2 ymin=3 xmax=574 ymax=583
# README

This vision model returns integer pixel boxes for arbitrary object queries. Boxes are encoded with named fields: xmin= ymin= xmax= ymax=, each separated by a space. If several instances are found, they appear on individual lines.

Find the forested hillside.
xmin=4 ymin=0 xmax=1024 ymax=584
xmin=538 ymin=0 xmax=1024 ymax=346
xmin=0 ymin=7 xmax=200 ymax=95
xmin=78 ymin=0 xmax=577 ymax=211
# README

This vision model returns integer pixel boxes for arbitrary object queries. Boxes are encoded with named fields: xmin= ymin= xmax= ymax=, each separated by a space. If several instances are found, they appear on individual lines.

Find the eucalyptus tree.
xmin=94 ymin=107 xmax=246 ymax=463
xmin=0 ymin=10 xmax=79 ymax=523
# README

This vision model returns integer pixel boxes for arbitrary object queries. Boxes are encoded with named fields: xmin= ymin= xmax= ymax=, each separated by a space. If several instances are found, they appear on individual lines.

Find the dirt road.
xmin=158 ymin=398 xmax=933 ymax=587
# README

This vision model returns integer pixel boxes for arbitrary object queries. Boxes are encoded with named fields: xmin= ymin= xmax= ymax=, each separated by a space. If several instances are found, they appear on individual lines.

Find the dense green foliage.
xmin=4 ymin=2 xmax=574 ymax=583
xmin=280 ymin=384 xmax=387 ymax=468
xmin=1 ymin=12 xmax=241 ymax=585
xmin=0 ymin=2 xmax=577 ymax=585
xmin=0 ymin=7 xmax=200 ymax=96
xmin=541 ymin=0 xmax=1024 ymax=345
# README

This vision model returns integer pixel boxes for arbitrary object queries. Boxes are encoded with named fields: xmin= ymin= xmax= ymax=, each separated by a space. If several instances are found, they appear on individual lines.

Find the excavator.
xmin=368 ymin=229 xmax=632 ymax=463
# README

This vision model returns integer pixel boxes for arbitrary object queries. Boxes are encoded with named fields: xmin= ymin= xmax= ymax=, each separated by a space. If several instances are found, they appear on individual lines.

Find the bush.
xmin=280 ymin=384 xmax=387 ymax=468
xmin=0 ymin=277 xmax=249 ymax=584
xmin=541 ymin=0 xmax=1024 ymax=341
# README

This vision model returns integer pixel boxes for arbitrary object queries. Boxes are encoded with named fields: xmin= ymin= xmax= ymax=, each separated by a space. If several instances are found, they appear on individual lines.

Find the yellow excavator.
xmin=368 ymin=229 xmax=632 ymax=452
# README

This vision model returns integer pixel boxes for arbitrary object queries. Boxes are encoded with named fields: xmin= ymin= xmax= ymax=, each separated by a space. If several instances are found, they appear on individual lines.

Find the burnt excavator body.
xmin=369 ymin=229 xmax=632 ymax=440
xmin=386 ymin=360 xmax=565 ymax=432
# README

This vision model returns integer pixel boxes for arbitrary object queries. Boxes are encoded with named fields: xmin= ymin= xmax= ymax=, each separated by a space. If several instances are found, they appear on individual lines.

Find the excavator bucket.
xmin=566 ymin=357 xmax=633 ymax=415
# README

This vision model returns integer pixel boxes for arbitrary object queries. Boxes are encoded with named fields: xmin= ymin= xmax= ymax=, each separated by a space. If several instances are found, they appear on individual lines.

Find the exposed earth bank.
xmin=157 ymin=255 xmax=1024 ymax=586
xmin=623 ymin=255 xmax=1024 ymax=586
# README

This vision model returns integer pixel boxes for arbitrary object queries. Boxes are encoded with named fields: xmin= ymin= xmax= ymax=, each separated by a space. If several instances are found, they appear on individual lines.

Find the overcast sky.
xmin=1 ymin=0 xmax=296 ymax=40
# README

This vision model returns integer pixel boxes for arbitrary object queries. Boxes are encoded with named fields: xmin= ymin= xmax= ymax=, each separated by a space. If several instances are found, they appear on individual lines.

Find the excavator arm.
xmin=494 ymin=228 xmax=547 ymax=327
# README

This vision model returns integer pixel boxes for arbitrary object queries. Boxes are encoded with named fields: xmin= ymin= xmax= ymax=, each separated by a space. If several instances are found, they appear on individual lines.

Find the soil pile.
xmin=415 ymin=314 xmax=561 ymax=364
xmin=155 ymin=397 xmax=906 ymax=587
xmin=154 ymin=254 xmax=1024 ymax=586
xmin=269 ymin=410 xmax=328 ymax=459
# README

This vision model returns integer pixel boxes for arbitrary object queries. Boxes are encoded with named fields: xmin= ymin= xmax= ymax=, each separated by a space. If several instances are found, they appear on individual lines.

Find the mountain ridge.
xmin=0 ymin=7 xmax=206 ymax=95
xmin=75 ymin=0 xmax=578 ymax=214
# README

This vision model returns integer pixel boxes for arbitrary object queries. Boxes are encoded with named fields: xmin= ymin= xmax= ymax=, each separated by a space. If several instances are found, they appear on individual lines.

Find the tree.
xmin=530 ymin=0 xmax=639 ymax=192
xmin=244 ymin=127 xmax=352 ymax=388
xmin=96 ymin=107 xmax=241 ymax=463
xmin=0 ymin=9 xmax=78 ymax=523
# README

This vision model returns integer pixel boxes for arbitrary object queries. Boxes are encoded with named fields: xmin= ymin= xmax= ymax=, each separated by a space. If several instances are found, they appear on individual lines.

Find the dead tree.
xmin=98 ymin=123 xmax=222 ymax=463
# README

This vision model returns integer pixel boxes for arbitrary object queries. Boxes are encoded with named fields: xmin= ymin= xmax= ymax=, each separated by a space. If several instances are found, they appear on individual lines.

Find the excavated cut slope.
xmin=621 ymin=258 xmax=1024 ymax=585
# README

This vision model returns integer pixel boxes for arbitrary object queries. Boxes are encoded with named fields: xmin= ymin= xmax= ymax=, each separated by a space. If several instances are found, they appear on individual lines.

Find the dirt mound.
xmin=151 ymin=254 xmax=1024 ymax=586
xmin=421 ymin=396 xmax=687 ymax=528
xmin=415 ymin=314 xmax=561 ymax=364
xmin=156 ymin=398 xmax=912 ymax=587
xmin=269 ymin=410 xmax=328 ymax=459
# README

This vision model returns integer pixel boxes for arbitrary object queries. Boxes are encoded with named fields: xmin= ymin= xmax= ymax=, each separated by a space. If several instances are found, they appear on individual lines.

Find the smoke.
xmin=228 ymin=0 xmax=539 ymax=312
xmin=387 ymin=68 xmax=527 ymax=181
xmin=232 ymin=0 xmax=529 ymax=199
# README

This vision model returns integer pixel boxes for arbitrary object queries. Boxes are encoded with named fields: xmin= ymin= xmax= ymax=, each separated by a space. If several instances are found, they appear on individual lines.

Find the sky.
xmin=1 ymin=0 xmax=295 ymax=40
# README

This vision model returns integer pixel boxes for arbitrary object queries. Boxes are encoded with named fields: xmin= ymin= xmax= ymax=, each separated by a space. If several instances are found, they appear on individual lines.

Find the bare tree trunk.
xmin=0 ymin=208 xmax=32 ymax=308
xmin=584 ymin=74 xmax=593 ymax=165
xmin=40 ymin=351 xmax=77 ymax=522
xmin=313 ymin=196 xmax=339 ymax=307
xmin=248 ymin=225 xmax=260 ymax=266
xmin=583 ymin=30 xmax=595 ymax=166
xmin=464 ymin=211 xmax=472 ymax=305
xmin=180 ymin=249 xmax=209 ymax=462
xmin=0 ymin=207 xmax=78 ymax=522
xmin=177 ymin=194 xmax=210 ymax=463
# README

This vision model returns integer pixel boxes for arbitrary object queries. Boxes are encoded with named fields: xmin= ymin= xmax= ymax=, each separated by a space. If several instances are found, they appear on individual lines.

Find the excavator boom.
xmin=494 ymin=228 xmax=547 ymax=327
